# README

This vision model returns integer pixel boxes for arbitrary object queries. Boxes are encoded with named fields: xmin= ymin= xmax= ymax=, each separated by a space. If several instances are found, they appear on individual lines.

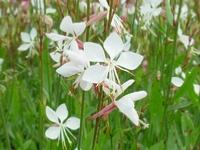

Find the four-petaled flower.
xmin=45 ymin=104 xmax=80 ymax=145
xmin=82 ymin=32 xmax=143 ymax=84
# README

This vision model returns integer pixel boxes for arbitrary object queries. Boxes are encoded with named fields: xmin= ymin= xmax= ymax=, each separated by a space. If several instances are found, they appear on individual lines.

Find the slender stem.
xmin=0 ymin=93 xmax=11 ymax=149
xmin=78 ymin=91 xmax=85 ymax=150
xmin=86 ymin=0 xmax=90 ymax=40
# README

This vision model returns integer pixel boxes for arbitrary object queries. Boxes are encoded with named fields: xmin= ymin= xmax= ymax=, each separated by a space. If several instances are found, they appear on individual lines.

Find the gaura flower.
xmin=45 ymin=104 xmax=80 ymax=145
xmin=178 ymin=27 xmax=194 ymax=49
xmin=46 ymin=16 xmax=86 ymax=50
xmin=56 ymin=48 xmax=93 ymax=91
xmin=171 ymin=66 xmax=185 ymax=87
xmin=140 ymin=0 xmax=162 ymax=27
xmin=82 ymin=32 xmax=143 ymax=84
xmin=90 ymin=78 xmax=148 ymax=126
xmin=18 ymin=28 xmax=37 ymax=57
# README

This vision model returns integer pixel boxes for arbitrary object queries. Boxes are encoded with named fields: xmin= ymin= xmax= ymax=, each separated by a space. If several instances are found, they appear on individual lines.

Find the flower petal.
xmin=120 ymin=91 xmax=147 ymax=102
xmin=115 ymin=98 xmax=139 ymax=126
xmin=46 ymin=33 xmax=67 ymax=41
xmin=50 ymin=52 xmax=61 ymax=62
xmin=99 ymin=0 xmax=109 ymax=9
xmin=66 ymin=50 xmax=88 ymax=66
xmin=64 ymin=117 xmax=80 ymax=130
xmin=56 ymin=104 xmax=68 ymax=123
xmin=21 ymin=32 xmax=31 ymax=42
xmin=84 ymin=42 xmax=106 ymax=62
xmin=30 ymin=28 xmax=37 ymax=40
xmin=116 ymin=52 xmax=143 ymax=70
xmin=79 ymin=79 xmax=93 ymax=91
xmin=116 ymin=79 xmax=135 ymax=97
xmin=18 ymin=43 xmax=31 ymax=51
xmin=56 ymin=62 xmax=82 ymax=77
xmin=103 ymin=32 xmax=124 ymax=59
xmin=45 ymin=126 xmax=60 ymax=140
xmin=171 ymin=77 xmax=184 ymax=87
xmin=60 ymin=16 xmax=74 ymax=33
xmin=82 ymin=64 xmax=109 ymax=84
xmin=73 ymin=22 xmax=86 ymax=36
xmin=46 ymin=106 xmax=59 ymax=123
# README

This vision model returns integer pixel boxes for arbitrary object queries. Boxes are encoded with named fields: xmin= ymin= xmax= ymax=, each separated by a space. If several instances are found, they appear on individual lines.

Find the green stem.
xmin=78 ymin=91 xmax=85 ymax=150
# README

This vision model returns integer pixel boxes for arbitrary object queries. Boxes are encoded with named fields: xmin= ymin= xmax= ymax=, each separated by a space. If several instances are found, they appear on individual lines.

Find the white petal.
xmin=64 ymin=117 xmax=80 ymax=130
xmin=103 ymin=32 xmax=124 ymax=59
xmin=84 ymin=42 xmax=106 ymax=62
xmin=193 ymin=84 xmax=200 ymax=96
xmin=46 ymin=106 xmax=59 ymax=123
xmin=46 ymin=33 xmax=67 ymax=41
xmin=56 ymin=62 xmax=82 ymax=77
xmin=30 ymin=28 xmax=37 ymax=40
xmin=73 ymin=22 xmax=86 ymax=36
xmin=82 ymin=64 xmax=109 ymax=84
xmin=60 ymin=16 xmax=74 ymax=33
xmin=120 ymin=91 xmax=147 ymax=102
xmin=56 ymin=104 xmax=68 ymax=123
xmin=69 ymin=40 xmax=79 ymax=51
xmin=99 ymin=0 xmax=109 ymax=9
xmin=67 ymin=50 xmax=88 ymax=66
xmin=116 ymin=79 xmax=135 ymax=97
xmin=171 ymin=77 xmax=184 ymax=87
xmin=116 ymin=52 xmax=144 ymax=70
xmin=79 ymin=79 xmax=93 ymax=91
xmin=115 ymin=98 xmax=139 ymax=126
xmin=50 ymin=52 xmax=61 ymax=62
xmin=45 ymin=126 xmax=60 ymax=140
xmin=21 ymin=32 xmax=31 ymax=42
xmin=18 ymin=43 xmax=31 ymax=51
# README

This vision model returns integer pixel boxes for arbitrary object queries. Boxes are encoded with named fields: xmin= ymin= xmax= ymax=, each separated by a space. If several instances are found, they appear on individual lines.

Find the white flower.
xmin=82 ymin=32 xmax=143 ymax=84
xmin=45 ymin=104 xmax=80 ymax=145
xmin=99 ymin=0 xmax=126 ymax=33
xmin=140 ymin=0 xmax=162 ymax=27
xmin=171 ymin=66 xmax=185 ymax=87
xmin=18 ymin=28 xmax=37 ymax=57
xmin=114 ymin=91 xmax=147 ymax=126
xmin=46 ymin=16 xmax=86 ymax=50
xmin=56 ymin=49 xmax=92 ymax=91
xmin=178 ymin=27 xmax=194 ymax=49
xmin=175 ymin=4 xmax=188 ymax=21
xmin=193 ymin=84 xmax=200 ymax=96
xmin=0 ymin=58 xmax=3 ymax=72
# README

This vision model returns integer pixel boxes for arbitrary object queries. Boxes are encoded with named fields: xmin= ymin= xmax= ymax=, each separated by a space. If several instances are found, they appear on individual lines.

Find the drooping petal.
xmin=30 ymin=28 xmax=37 ymax=40
xmin=79 ymin=79 xmax=93 ymax=91
xmin=64 ymin=117 xmax=80 ymax=130
xmin=60 ymin=16 xmax=74 ymax=33
xmin=56 ymin=62 xmax=82 ymax=77
xmin=50 ymin=52 xmax=61 ymax=62
xmin=46 ymin=33 xmax=68 ymax=41
xmin=56 ymin=104 xmax=68 ymax=123
xmin=116 ymin=52 xmax=144 ymax=70
xmin=84 ymin=42 xmax=106 ymax=62
xmin=18 ymin=43 xmax=31 ymax=51
xmin=73 ymin=22 xmax=86 ymax=36
xmin=21 ymin=32 xmax=31 ymax=42
xmin=82 ymin=64 xmax=109 ymax=84
xmin=69 ymin=40 xmax=79 ymax=51
xmin=46 ymin=106 xmax=59 ymax=123
xmin=103 ymin=32 xmax=124 ymax=59
xmin=45 ymin=126 xmax=60 ymax=140
xmin=171 ymin=77 xmax=184 ymax=87
xmin=115 ymin=98 xmax=139 ymax=126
